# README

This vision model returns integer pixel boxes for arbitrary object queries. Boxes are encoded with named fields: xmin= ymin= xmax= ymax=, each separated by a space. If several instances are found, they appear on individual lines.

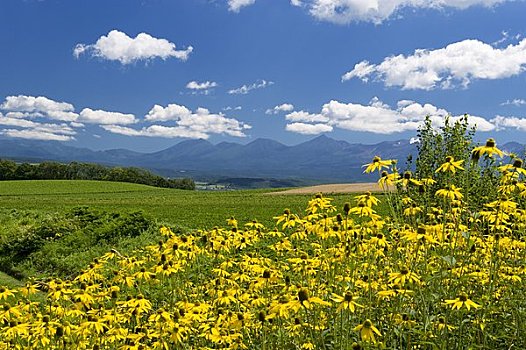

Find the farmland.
xmin=0 ymin=180 xmax=360 ymax=229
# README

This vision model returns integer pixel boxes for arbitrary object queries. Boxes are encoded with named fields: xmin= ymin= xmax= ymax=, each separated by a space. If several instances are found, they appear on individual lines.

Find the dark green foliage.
xmin=0 ymin=207 xmax=158 ymax=279
xmin=0 ymin=160 xmax=17 ymax=180
xmin=0 ymin=159 xmax=195 ymax=190
xmin=414 ymin=115 xmax=509 ymax=210
xmin=415 ymin=115 xmax=475 ymax=181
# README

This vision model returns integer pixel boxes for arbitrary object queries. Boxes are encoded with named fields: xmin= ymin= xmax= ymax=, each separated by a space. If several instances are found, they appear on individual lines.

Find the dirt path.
xmin=268 ymin=182 xmax=389 ymax=195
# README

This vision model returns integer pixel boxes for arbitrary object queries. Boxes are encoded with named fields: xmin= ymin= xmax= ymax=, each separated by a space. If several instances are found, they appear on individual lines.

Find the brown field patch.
xmin=267 ymin=182 xmax=391 ymax=195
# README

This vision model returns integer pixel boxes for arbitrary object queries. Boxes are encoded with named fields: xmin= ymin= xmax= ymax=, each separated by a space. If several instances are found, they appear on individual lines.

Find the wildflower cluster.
xmin=1 ymin=139 xmax=526 ymax=349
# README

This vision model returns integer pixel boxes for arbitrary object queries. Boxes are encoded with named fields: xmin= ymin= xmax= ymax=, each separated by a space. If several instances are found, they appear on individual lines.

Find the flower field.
xmin=2 ymin=139 xmax=526 ymax=349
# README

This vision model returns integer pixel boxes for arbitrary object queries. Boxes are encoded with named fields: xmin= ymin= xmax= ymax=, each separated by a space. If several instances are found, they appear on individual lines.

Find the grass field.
xmin=0 ymin=180 xmax=380 ymax=287
xmin=0 ymin=271 xmax=23 ymax=287
xmin=0 ymin=180 xmax=372 ymax=229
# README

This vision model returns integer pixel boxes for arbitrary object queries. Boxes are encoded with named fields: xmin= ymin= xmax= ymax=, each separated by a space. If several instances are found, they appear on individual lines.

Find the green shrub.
xmin=413 ymin=115 xmax=502 ymax=212
xmin=0 ymin=207 xmax=159 ymax=279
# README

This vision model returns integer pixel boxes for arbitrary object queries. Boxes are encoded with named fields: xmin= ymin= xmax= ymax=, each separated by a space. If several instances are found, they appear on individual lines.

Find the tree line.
xmin=0 ymin=159 xmax=195 ymax=190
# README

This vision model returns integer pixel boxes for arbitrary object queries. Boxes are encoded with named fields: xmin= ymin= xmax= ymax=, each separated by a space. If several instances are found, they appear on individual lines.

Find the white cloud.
xmin=286 ymin=123 xmax=333 ymax=135
xmin=228 ymin=0 xmax=256 ymax=12
xmin=0 ymin=95 xmax=78 ymax=121
xmin=284 ymin=97 xmax=498 ymax=135
xmin=104 ymin=103 xmax=251 ymax=139
xmin=145 ymin=104 xmax=192 ymax=122
xmin=223 ymin=106 xmax=242 ymax=111
xmin=319 ymin=99 xmax=421 ymax=133
xmin=266 ymin=103 xmax=295 ymax=115
xmin=0 ymin=113 xmax=76 ymax=141
xmin=79 ymin=108 xmax=136 ymax=125
xmin=70 ymin=122 xmax=85 ymax=128
xmin=491 ymin=115 xmax=526 ymax=131
xmin=0 ymin=114 xmax=40 ymax=128
xmin=292 ymin=0 xmax=514 ymax=24
xmin=0 ymin=129 xmax=74 ymax=141
xmin=101 ymin=124 xmax=209 ymax=139
xmin=343 ymin=38 xmax=526 ymax=90
xmin=501 ymin=98 xmax=526 ymax=106
xmin=0 ymin=95 xmax=141 ymax=140
xmin=228 ymin=80 xmax=274 ymax=94
xmin=185 ymin=81 xmax=218 ymax=95
xmin=100 ymin=125 xmax=143 ymax=137
xmin=0 ymin=115 xmax=76 ymax=135
xmin=0 ymin=95 xmax=252 ymax=141
xmin=344 ymin=61 xmax=376 ymax=83
xmin=74 ymin=30 xmax=193 ymax=65
xmin=285 ymin=110 xmax=329 ymax=123
xmin=186 ymin=81 xmax=218 ymax=90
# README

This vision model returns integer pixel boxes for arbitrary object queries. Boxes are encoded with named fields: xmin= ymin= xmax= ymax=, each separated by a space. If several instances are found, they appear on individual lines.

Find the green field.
xmin=0 ymin=271 xmax=22 ymax=287
xmin=0 ymin=180 xmax=372 ymax=286
xmin=0 ymin=180 xmax=363 ymax=230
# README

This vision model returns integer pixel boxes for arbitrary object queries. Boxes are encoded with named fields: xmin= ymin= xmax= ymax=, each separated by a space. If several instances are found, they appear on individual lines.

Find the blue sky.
xmin=1 ymin=0 xmax=526 ymax=152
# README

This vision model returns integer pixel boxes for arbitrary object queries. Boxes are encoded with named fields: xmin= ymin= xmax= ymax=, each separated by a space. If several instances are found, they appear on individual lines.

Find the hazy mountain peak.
xmin=246 ymin=138 xmax=286 ymax=148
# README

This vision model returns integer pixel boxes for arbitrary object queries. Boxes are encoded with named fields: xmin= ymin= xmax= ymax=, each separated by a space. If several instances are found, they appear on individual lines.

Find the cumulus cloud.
xmin=70 ymin=122 xmax=85 ymax=128
xmin=0 ymin=116 xmax=76 ymax=135
xmin=291 ymin=0 xmax=514 ymax=24
xmin=491 ymin=115 xmax=526 ymax=131
xmin=284 ymin=97 xmax=498 ymax=135
xmin=285 ymin=110 xmax=329 ymax=123
xmin=79 ymin=108 xmax=136 ymax=125
xmin=0 ymin=95 xmax=78 ymax=121
xmin=230 ymin=0 xmax=512 ymax=23
xmin=0 ymin=113 xmax=76 ymax=141
xmin=0 ymin=95 xmax=141 ymax=141
xmin=103 ymin=103 xmax=251 ymax=139
xmin=101 ymin=124 xmax=209 ymax=139
xmin=185 ymin=81 xmax=218 ymax=95
xmin=501 ymin=98 xmax=526 ymax=107
xmin=228 ymin=80 xmax=274 ymax=95
xmin=74 ymin=30 xmax=193 ymax=64
xmin=145 ymin=104 xmax=192 ymax=122
xmin=186 ymin=81 xmax=218 ymax=90
xmin=343 ymin=38 xmax=526 ymax=90
xmin=0 ymin=95 xmax=252 ymax=141
xmin=228 ymin=0 xmax=256 ymax=12
xmin=0 ymin=114 xmax=40 ymax=128
xmin=0 ymin=96 xmax=80 ymax=141
xmin=286 ymin=123 xmax=333 ymax=135
xmin=265 ymin=103 xmax=295 ymax=115
xmin=0 ymin=129 xmax=74 ymax=141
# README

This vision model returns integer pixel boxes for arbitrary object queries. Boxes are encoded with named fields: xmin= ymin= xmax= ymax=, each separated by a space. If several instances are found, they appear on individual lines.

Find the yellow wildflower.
xmin=363 ymin=156 xmax=393 ymax=173
xmin=436 ymin=156 xmax=464 ymax=173
xmin=436 ymin=185 xmax=463 ymax=200
xmin=354 ymin=319 xmax=382 ymax=343
xmin=472 ymin=138 xmax=504 ymax=159
xmin=444 ymin=294 xmax=481 ymax=311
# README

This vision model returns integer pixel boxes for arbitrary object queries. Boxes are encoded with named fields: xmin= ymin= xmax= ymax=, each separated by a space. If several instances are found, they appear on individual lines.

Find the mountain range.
xmin=1 ymin=136 xmax=524 ymax=185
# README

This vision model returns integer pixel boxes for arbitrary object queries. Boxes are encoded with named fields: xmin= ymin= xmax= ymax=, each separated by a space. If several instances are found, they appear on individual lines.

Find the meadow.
xmin=1 ymin=120 xmax=526 ymax=349
xmin=0 ymin=180 xmax=360 ymax=285
xmin=0 ymin=180 xmax=356 ymax=230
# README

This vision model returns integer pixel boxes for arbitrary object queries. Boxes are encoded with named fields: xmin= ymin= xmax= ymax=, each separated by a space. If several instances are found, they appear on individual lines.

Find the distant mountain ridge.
xmin=1 ymin=136 xmax=524 ymax=183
